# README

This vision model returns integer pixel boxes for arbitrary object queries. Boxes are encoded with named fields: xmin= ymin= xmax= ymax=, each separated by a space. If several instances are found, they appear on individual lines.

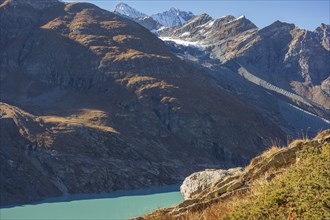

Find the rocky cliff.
xmin=0 ymin=0 xmax=285 ymax=205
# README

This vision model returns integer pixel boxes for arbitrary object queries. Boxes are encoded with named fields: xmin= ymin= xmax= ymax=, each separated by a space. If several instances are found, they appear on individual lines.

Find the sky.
xmin=66 ymin=0 xmax=330 ymax=30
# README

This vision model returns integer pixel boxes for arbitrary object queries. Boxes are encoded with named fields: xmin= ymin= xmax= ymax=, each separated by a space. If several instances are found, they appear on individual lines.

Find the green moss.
xmin=229 ymin=143 xmax=330 ymax=220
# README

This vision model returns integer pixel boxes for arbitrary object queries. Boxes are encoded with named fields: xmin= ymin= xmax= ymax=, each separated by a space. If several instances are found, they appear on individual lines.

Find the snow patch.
xmin=206 ymin=20 xmax=215 ymax=28
xmin=196 ymin=19 xmax=215 ymax=29
xmin=198 ymin=29 xmax=206 ymax=34
xmin=159 ymin=37 xmax=204 ymax=48
xmin=236 ymin=15 xmax=245 ymax=20
xmin=180 ymin=32 xmax=190 ymax=37
xmin=157 ymin=26 xmax=167 ymax=31
xmin=115 ymin=3 xmax=147 ymax=19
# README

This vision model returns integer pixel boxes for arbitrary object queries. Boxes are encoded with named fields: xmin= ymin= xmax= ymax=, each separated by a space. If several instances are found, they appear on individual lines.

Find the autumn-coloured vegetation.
xmin=142 ymin=130 xmax=330 ymax=220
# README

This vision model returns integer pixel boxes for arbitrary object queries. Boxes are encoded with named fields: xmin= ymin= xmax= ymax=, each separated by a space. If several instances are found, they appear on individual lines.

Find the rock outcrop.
xmin=180 ymin=168 xmax=242 ymax=200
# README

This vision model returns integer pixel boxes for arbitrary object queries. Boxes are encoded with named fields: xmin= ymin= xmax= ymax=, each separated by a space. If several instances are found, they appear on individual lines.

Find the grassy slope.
xmin=229 ymin=140 xmax=330 ymax=220
xmin=142 ymin=130 xmax=330 ymax=220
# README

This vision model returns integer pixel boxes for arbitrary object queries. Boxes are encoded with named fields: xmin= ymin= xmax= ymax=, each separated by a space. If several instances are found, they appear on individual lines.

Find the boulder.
xmin=180 ymin=167 xmax=243 ymax=200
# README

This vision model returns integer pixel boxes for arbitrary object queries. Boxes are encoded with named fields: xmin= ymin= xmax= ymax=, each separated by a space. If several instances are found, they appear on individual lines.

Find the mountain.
xmin=315 ymin=23 xmax=330 ymax=51
xmin=142 ymin=130 xmax=330 ymax=219
xmin=114 ymin=3 xmax=194 ymax=29
xmin=151 ymin=7 xmax=194 ymax=27
xmin=114 ymin=2 xmax=147 ymax=18
xmin=0 ymin=0 xmax=285 ymax=205
xmin=157 ymin=14 xmax=330 ymax=136
xmin=158 ymin=14 xmax=257 ymax=44
xmin=114 ymin=3 xmax=162 ymax=30
xmin=0 ymin=0 xmax=59 ymax=9
xmin=135 ymin=16 xmax=162 ymax=31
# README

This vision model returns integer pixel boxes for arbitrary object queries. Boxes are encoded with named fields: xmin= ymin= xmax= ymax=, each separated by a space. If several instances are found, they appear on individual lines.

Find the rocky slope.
xmin=141 ymin=130 xmax=330 ymax=219
xmin=158 ymin=14 xmax=330 ymax=136
xmin=0 ymin=0 xmax=286 ymax=205
xmin=180 ymin=167 xmax=243 ymax=200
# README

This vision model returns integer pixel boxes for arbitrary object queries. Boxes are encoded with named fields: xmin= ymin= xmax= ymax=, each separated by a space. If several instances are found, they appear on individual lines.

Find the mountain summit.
xmin=151 ymin=7 xmax=194 ymax=27
xmin=114 ymin=3 xmax=194 ymax=28
xmin=1 ymin=0 xmax=61 ymax=9
xmin=114 ymin=2 xmax=147 ymax=18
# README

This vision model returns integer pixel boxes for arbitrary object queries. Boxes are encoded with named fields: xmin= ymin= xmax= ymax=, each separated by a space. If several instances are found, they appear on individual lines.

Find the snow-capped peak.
xmin=114 ymin=2 xmax=147 ymax=19
xmin=114 ymin=3 xmax=194 ymax=27
xmin=151 ymin=8 xmax=194 ymax=27
xmin=236 ymin=15 xmax=245 ymax=20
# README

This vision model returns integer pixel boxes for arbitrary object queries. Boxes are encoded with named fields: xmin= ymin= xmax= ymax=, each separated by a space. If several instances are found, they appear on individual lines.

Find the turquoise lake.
xmin=0 ymin=185 xmax=183 ymax=220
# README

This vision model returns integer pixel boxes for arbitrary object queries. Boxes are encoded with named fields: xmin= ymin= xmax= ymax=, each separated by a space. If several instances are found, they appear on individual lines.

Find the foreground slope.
xmin=142 ymin=130 xmax=330 ymax=220
xmin=0 ymin=0 xmax=285 ymax=205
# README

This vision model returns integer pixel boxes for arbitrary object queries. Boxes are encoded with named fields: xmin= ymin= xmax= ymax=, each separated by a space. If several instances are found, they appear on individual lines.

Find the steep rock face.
xmin=158 ymin=14 xmax=257 ymax=45
xmin=315 ymin=23 xmax=330 ymax=51
xmin=158 ymin=17 xmax=330 ymax=108
xmin=158 ymin=15 xmax=330 ymax=136
xmin=135 ymin=16 xmax=162 ymax=31
xmin=158 ymin=13 xmax=214 ymax=41
xmin=0 ymin=103 xmax=63 ymax=205
xmin=1 ymin=102 xmax=179 ymax=205
xmin=0 ymin=0 xmax=286 ymax=205
xmin=233 ymin=21 xmax=330 ymax=109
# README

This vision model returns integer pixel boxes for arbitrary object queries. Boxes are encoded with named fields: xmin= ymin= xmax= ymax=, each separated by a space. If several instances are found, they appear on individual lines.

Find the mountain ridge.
xmin=114 ymin=2 xmax=194 ymax=29
xmin=157 ymin=11 xmax=330 ymax=136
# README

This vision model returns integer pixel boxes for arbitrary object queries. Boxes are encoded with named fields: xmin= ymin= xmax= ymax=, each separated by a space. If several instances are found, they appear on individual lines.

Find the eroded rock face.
xmin=158 ymin=15 xmax=330 ymax=136
xmin=180 ymin=168 xmax=242 ymax=200
xmin=159 ymin=17 xmax=330 ymax=109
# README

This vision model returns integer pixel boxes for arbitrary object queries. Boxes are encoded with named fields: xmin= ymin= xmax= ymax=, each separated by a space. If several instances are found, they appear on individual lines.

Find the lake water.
xmin=0 ymin=185 xmax=183 ymax=220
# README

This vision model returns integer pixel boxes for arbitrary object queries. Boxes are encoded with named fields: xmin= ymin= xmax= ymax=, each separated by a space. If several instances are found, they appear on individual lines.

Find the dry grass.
xmin=100 ymin=20 xmax=127 ymax=29
xmin=142 ymin=132 xmax=330 ymax=220
xmin=246 ymin=145 xmax=282 ymax=171
xmin=39 ymin=109 xmax=119 ymax=133
xmin=124 ymin=76 xmax=157 ymax=87
xmin=114 ymin=49 xmax=144 ymax=61
xmin=259 ymin=145 xmax=282 ymax=158
xmin=112 ymin=35 xmax=140 ymax=43
xmin=145 ymin=190 xmax=250 ymax=220
xmin=315 ymin=129 xmax=330 ymax=140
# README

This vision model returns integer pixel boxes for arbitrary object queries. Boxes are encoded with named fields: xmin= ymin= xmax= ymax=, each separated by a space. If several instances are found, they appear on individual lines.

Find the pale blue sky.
xmin=66 ymin=0 xmax=330 ymax=30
